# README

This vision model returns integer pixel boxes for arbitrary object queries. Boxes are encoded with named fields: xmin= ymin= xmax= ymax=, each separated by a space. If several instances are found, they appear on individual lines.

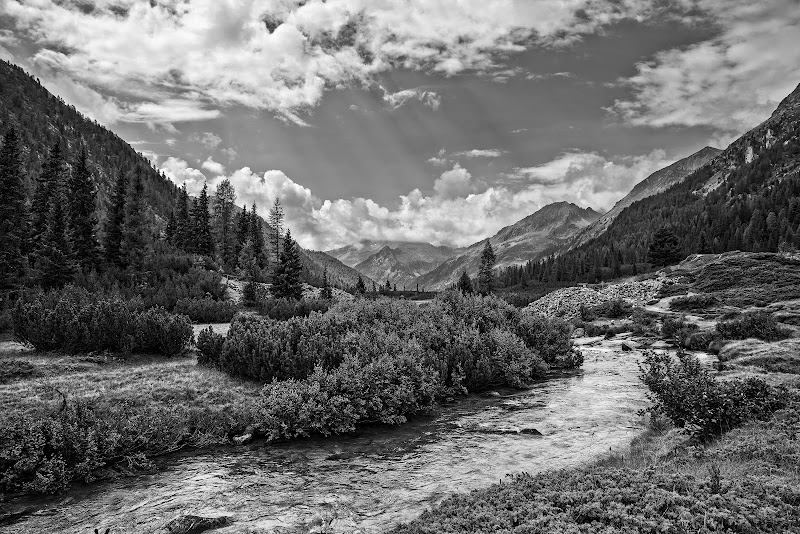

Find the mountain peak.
xmin=773 ymin=82 xmax=800 ymax=117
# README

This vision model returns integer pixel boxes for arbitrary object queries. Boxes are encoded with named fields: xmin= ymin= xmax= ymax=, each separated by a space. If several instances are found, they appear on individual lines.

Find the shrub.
xmin=174 ymin=297 xmax=239 ymax=323
xmin=257 ymin=298 xmax=331 ymax=320
xmin=209 ymin=293 xmax=576 ymax=395
xmin=670 ymin=293 xmax=718 ymax=311
xmin=592 ymin=298 xmax=632 ymax=318
xmin=639 ymin=351 xmax=787 ymax=441
xmin=0 ymin=360 xmax=37 ymax=383
xmin=716 ymin=311 xmax=791 ymax=341
xmin=195 ymin=326 xmax=226 ymax=367
xmin=12 ymin=287 xmax=193 ymax=356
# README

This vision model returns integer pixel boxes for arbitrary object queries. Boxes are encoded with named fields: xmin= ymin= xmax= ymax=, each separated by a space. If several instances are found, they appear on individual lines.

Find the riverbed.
xmin=3 ymin=341 xmax=649 ymax=534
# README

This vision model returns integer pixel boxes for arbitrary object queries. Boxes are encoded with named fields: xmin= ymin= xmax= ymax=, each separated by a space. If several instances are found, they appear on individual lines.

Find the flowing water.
xmin=3 ymin=340 xmax=649 ymax=534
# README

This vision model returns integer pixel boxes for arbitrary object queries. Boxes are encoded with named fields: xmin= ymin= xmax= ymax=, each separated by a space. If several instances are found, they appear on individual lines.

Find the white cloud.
xmin=3 ymin=0 xmax=663 ymax=126
xmin=201 ymin=157 xmax=225 ymax=175
xmin=610 ymin=0 xmax=800 ymax=136
xmin=381 ymin=86 xmax=441 ymax=111
xmin=157 ymin=148 xmax=673 ymax=250
xmin=453 ymin=149 xmax=506 ymax=158
xmin=189 ymin=132 xmax=223 ymax=150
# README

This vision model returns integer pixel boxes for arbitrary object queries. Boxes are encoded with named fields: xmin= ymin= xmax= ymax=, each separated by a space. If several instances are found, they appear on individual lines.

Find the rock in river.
xmin=164 ymin=515 xmax=231 ymax=534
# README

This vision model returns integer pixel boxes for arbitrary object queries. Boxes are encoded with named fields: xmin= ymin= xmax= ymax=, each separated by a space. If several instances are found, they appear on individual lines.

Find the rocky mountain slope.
xmin=415 ymin=202 xmax=599 ymax=290
xmin=569 ymin=146 xmax=722 ymax=249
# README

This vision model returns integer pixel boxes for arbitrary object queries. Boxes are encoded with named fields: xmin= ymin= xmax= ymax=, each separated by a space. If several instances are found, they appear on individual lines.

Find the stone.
xmin=164 ymin=515 xmax=231 ymax=534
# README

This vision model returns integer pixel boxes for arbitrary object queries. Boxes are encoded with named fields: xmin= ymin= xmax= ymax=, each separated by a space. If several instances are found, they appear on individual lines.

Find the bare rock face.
xmin=164 ymin=515 xmax=231 ymax=534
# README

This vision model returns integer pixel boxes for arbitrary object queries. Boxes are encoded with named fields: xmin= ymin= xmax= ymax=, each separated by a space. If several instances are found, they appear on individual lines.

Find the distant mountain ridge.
xmin=568 ymin=146 xmax=722 ymax=249
xmin=414 ymin=202 xmax=599 ymax=290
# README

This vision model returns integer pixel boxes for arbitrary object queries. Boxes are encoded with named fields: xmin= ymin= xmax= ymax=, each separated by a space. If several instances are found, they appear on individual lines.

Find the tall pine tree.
xmin=267 ymin=197 xmax=284 ymax=265
xmin=320 ymin=266 xmax=333 ymax=300
xmin=174 ymin=184 xmax=190 ymax=250
xmin=68 ymin=147 xmax=99 ymax=270
xmin=213 ymin=179 xmax=237 ymax=268
xmin=38 ymin=173 xmax=75 ymax=289
xmin=121 ymin=171 xmax=147 ymax=269
xmin=234 ymin=203 xmax=250 ymax=269
xmin=192 ymin=182 xmax=214 ymax=256
xmin=478 ymin=240 xmax=496 ymax=294
xmin=249 ymin=203 xmax=267 ymax=269
xmin=31 ymin=142 xmax=63 ymax=256
xmin=271 ymin=229 xmax=303 ymax=299
xmin=0 ymin=127 xmax=29 ymax=290
xmin=103 ymin=169 xmax=127 ymax=266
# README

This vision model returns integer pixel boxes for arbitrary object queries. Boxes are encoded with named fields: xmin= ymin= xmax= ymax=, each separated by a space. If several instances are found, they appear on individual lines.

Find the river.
xmin=3 ymin=339 xmax=648 ymax=534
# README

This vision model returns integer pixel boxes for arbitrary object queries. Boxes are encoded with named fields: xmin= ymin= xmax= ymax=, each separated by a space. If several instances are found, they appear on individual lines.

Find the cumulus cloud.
xmin=201 ymin=157 xmax=225 ymax=175
xmin=610 ymin=0 xmax=800 ymax=136
xmin=158 ymin=148 xmax=673 ymax=250
xmin=3 ymin=0 xmax=669 ymax=127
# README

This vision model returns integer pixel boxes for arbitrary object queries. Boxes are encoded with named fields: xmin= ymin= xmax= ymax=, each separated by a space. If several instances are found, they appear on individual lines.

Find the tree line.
xmin=0 ymin=127 xmax=306 ymax=300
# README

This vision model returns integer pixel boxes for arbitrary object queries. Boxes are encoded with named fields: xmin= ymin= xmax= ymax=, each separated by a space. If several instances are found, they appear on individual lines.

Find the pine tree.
xmin=31 ymin=142 xmax=63 ymax=255
xmin=174 ymin=184 xmax=190 ymax=250
xmin=356 ymin=275 xmax=367 ymax=295
xmin=457 ymin=270 xmax=473 ymax=294
xmin=192 ymin=182 xmax=214 ymax=256
xmin=104 ymin=169 xmax=127 ymax=266
xmin=249 ymin=203 xmax=267 ymax=269
xmin=320 ymin=267 xmax=333 ymax=300
xmin=213 ymin=179 xmax=237 ymax=269
xmin=267 ymin=197 xmax=284 ymax=265
xmin=68 ymin=147 xmax=99 ymax=270
xmin=38 ymin=176 xmax=75 ymax=289
xmin=271 ymin=228 xmax=303 ymax=300
xmin=478 ymin=240 xmax=496 ymax=294
xmin=647 ymin=227 xmax=683 ymax=267
xmin=234 ymin=204 xmax=250 ymax=268
xmin=121 ymin=171 xmax=147 ymax=269
xmin=0 ymin=127 xmax=29 ymax=290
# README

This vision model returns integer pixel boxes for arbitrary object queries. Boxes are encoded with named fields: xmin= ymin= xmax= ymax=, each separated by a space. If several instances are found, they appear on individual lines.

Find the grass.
xmin=718 ymin=339 xmax=800 ymax=375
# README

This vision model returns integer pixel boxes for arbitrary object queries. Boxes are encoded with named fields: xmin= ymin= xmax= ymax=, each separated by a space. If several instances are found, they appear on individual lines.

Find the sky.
xmin=1 ymin=0 xmax=799 ymax=250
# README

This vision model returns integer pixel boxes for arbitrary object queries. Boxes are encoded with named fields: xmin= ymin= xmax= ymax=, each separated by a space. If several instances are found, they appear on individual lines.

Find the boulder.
xmin=164 ymin=515 xmax=231 ymax=534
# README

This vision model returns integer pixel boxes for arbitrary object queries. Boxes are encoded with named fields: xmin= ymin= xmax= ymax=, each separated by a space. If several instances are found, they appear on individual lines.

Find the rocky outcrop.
xmin=527 ymin=278 xmax=665 ymax=319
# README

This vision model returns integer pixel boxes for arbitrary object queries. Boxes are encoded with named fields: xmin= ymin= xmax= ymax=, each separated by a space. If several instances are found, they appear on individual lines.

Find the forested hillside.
xmin=0 ymin=60 xmax=178 ymax=219
xmin=504 ymin=82 xmax=800 ymax=285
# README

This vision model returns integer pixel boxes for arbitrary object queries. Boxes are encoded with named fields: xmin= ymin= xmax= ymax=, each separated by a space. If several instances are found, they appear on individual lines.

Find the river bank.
xmin=1 ymin=336 xmax=649 ymax=534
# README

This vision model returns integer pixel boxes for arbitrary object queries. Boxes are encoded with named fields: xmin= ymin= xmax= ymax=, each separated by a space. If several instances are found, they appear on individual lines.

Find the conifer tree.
xmin=165 ymin=211 xmax=177 ymax=244
xmin=0 ymin=127 xmax=29 ymax=290
xmin=31 ymin=142 xmax=63 ymax=255
xmin=234 ymin=204 xmax=250 ymax=268
xmin=38 ymin=176 xmax=75 ymax=289
xmin=121 ymin=171 xmax=147 ymax=269
xmin=478 ymin=240 xmax=496 ymax=294
xmin=356 ymin=275 xmax=367 ymax=295
xmin=320 ymin=266 xmax=333 ymax=300
xmin=174 ymin=184 xmax=190 ymax=250
xmin=457 ymin=270 xmax=473 ymax=294
xmin=104 ymin=169 xmax=127 ymax=266
xmin=68 ymin=148 xmax=99 ymax=270
xmin=647 ymin=227 xmax=683 ymax=267
xmin=192 ymin=182 xmax=214 ymax=256
xmin=271 ymin=228 xmax=303 ymax=300
xmin=213 ymin=179 xmax=237 ymax=268
xmin=249 ymin=203 xmax=267 ymax=269
xmin=267 ymin=197 xmax=284 ymax=265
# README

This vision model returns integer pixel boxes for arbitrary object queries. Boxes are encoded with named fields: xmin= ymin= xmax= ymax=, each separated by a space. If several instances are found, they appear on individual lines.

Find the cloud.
xmin=434 ymin=164 xmax=473 ymax=199
xmin=610 ymin=0 xmax=800 ymax=136
xmin=3 ymin=0 xmax=665 ymax=126
xmin=453 ymin=149 xmax=506 ymax=158
xmin=381 ymin=86 xmax=441 ymax=111
xmin=201 ymin=157 xmax=225 ymax=175
xmin=157 ymin=147 xmax=673 ymax=250
xmin=189 ymin=132 xmax=223 ymax=150
xmin=511 ymin=128 xmax=528 ymax=134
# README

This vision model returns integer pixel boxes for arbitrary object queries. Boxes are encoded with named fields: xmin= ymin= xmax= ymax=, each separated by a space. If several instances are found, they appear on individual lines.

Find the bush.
xmin=257 ymin=298 xmax=331 ymax=320
xmin=196 ymin=326 xmax=226 ymax=367
xmin=207 ymin=292 xmax=577 ymax=392
xmin=670 ymin=293 xmax=718 ymax=311
xmin=12 ymin=287 xmax=193 ymax=356
xmin=639 ymin=351 xmax=787 ymax=441
xmin=174 ymin=297 xmax=239 ymax=323
xmin=592 ymin=298 xmax=632 ymax=318
xmin=716 ymin=311 xmax=791 ymax=341
xmin=0 ymin=360 xmax=37 ymax=383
